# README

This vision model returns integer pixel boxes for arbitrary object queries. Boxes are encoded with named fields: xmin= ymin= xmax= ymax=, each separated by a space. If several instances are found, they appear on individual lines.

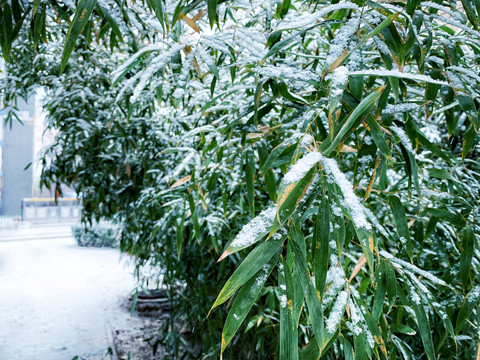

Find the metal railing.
xmin=21 ymin=198 xmax=81 ymax=223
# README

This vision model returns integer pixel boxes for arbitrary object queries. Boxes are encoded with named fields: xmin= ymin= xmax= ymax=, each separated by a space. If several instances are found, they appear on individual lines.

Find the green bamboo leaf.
xmin=221 ymin=253 xmax=279 ymax=354
xmin=314 ymin=196 xmax=330 ymax=296
xmin=279 ymin=257 xmax=299 ymax=360
xmin=187 ymin=192 xmax=200 ymax=238
xmin=97 ymin=3 xmax=123 ymax=41
xmin=61 ymin=0 xmax=98 ymax=72
xmin=324 ymin=86 xmax=385 ymax=155
xmin=299 ymin=338 xmax=320 ymax=360
xmin=365 ymin=115 xmax=392 ymax=161
xmin=410 ymin=296 xmax=436 ymax=360
xmin=171 ymin=0 xmax=184 ymax=28
xmin=455 ymin=286 xmax=480 ymax=333
xmin=176 ymin=202 xmax=186 ymax=259
xmin=463 ymin=123 xmax=479 ymax=160
xmin=353 ymin=333 xmax=368 ymax=360
xmin=424 ymin=208 xmax=466 ymax=227
xmin=260 ymin=138 xmax=296 ymax=175
xmin=245 ymin=149 xmax=255 ymax=217
xmin=32 ymin=0 xmax=41 ymax=16
xmin=207 ymin=0 xmax=217 ymax=28
xmin=342 ymin=337 xmax=354 ymax=360
xmin=289 ymin=237 xmax=324 ymax=354
xmin=406 ymin=0 xmax=421 ymax=15
xmin=385 ymin=262 xmax=397 ymax=303
xmin=373 ymin=261 xmax=387 ymax=321
xmin=416 ymin=129 xmax=455 ymax=165
xmin=262 ymin=23 xmax=324 ymax=63
xmin=427 ymin=168 xmax=456 ymax=181
xmin=389 ymin=195 xmax=413 ymax=262
xmin=147 ymin=0 xmax=165 ymax=31
xmin=219 ymin=206 xmax=276 ymax=260
xmin=211 ymin=235 xmax=285 ymax=311
xmin=326 ymin=183 xmax=346 ymax=256
xmin=271 ymin=152 xmax=322 ymax=233
xmin=460 ymin=0 xmax=479 ymax=29
xmin=113 ymin=46 xmax=162 ymax=86
xmin=459 ymin=227 xmax=474 ymax=289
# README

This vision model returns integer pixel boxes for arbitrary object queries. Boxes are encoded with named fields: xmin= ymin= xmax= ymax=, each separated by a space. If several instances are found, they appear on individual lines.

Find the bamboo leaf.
xmin=207 ymin=0 xmax=217 ymax=28
xmin=324 ymin=87 xmax=385 ymax=155
xmin=314 ymin=196 xmax=330 ymax=296
xmin=373 ymin=261 xmax=387 ymax=321
xmin=61 ymin=0 xmax=98 ymax=72
xmin=219 ymin=206 xmax=276 ymax=260
xmin=365 ymin=115 xmax=393 ymax=162
xmin=289 ymin=236 xmax=325 ymax=355
xmin=389 ymin=195 xmax=413 ymax=262
xmin=271 ymin=152 xmax=322 ymax=233
xmin=211 ymin=235 xmax=285 ymax=311
xmin=279 ymin=257 xmax=299 ymax=360
xmin=147 ymin=0 xmax=165 ymax=31
xmin=221 ymin=253 xmax=279 ymax=354
xmin=459 ymin=227 xmax=474 ymax=289
xmin=245 ymin=149 xmax=256 ymax=217
xmin=97 ymin=3 xmax=123 ymax=41
xmin=456 ymin=286 xmax=480 ymax=333
xmin=410 ymin=296 xmax=436 ymax=360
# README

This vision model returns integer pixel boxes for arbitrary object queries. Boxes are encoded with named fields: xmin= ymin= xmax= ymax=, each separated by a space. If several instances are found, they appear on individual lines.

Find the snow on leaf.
xmin=326 ymin=290 xmax=349 ymax=334
xmin=391 ymin=125 xmax=414 ymax=154
xmin=220 ymin=206 xmax=277 ymax=259
xmin=282 ymin=152 xmax=323 ymax=185
xmin=380 ymin=250 xmax=448 ymax=287
xmin=348 ymin=69 xmax=451 ymax=87
xmin=321 ymin=156 xmax=372 ymax=230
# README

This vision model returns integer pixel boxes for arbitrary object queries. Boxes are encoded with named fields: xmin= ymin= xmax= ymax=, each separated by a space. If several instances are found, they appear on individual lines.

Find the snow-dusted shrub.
xmin=72 ymin=222 xmax=120 ymax=248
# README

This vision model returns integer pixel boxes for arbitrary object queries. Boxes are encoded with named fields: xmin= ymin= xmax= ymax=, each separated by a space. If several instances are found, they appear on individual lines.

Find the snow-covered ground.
xmin=0 ymin=224 xmax=137 ymax=359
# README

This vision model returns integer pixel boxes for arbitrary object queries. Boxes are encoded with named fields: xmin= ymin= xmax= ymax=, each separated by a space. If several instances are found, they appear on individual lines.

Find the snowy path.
xmin=0 ymin=225 xmax=137 ymax=360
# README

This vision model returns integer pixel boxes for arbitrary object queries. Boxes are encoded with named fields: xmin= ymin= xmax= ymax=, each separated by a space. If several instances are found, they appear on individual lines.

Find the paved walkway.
xmin=0 ymin=224 xmax=137 ymax=359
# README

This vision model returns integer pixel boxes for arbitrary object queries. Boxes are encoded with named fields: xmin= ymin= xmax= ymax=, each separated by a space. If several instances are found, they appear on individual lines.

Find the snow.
xmin=321 ymin=156 xmax=372 ymax=230
xmin=327 ymin=66 xmax=349 ymax=97
xmin=346 ymin=299 xmax=363 ymax=335
xmin=254 ymin=64 xmax=318 ymax=82
xmin=382 ymin=102 xmax=419 ymax=115
xmin=380 ymin=250 xmax=448 ymax=286
xmin=323 ymin=265 xmax=346 ymax=306
xmin=0 ymin=226 xmax=136 ymax=360
xmin=228 ymin=206 xmax=276 ymax=250
xmin=357 ymin=155 xmax=373 ymax=166
xmin=326 ymin=290 xmax=348 ymax=333
xmin=282 ymin=152 xmax=323 ymax=184
xmin=275 ymin=1 xmax=360 ymax=31
xmin=349 ymin=69 xmax=450 ymax=86
xmin=410 ymin=290 xmax=422 ymax=305
xmin=391 ymin=125 xmax=414 ymax=154
xmin=325 ymin=17 xmax=360 ymax=68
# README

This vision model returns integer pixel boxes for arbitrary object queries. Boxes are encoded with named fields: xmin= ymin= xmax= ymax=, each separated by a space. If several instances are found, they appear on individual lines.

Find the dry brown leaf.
xmin=246 ymin=133 xmax=264 ymax=139
xmin=169 ymin=175 xmax=192 ymax=189
xmin=349 ymin=254 xmax=367 ymax=282
xmin=182 ymin=15 xmax=201 ymax=33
